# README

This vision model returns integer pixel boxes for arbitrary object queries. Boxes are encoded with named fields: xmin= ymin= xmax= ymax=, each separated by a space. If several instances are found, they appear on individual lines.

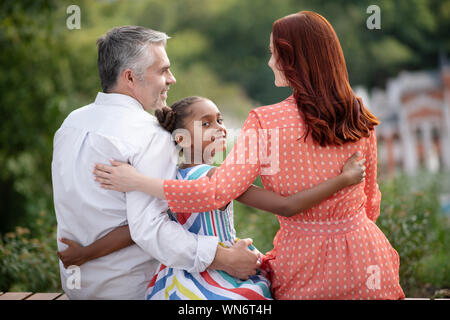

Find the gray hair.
xmin=96 ymin=26 xmax=169 ymax=92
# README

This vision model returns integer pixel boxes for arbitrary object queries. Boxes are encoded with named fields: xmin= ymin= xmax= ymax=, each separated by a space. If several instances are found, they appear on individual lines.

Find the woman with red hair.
xmin=94 ymin=11 xmax=405 ymax=299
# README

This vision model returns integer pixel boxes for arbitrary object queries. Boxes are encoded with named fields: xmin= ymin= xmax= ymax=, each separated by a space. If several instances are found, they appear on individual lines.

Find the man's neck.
xmin=106 ymin=88 xmax=150 ymax=112
xmin=108 ymin=87 xmax=135 ymax=99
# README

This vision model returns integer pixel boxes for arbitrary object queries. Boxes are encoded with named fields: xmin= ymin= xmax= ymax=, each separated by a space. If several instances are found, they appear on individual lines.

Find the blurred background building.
xmin=357 ymin=60 xmax=450 ymax=176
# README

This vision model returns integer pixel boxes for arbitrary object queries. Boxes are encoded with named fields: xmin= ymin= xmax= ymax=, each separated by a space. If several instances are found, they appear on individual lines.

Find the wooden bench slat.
xmin=56 ymin=294 xmax=69 ymax=300
xmin=25 ymin=293 xmax=63 ymax=300
xmin=0 ymin=292 xmax=33 ymax=300
xmin=405 ymin=298 xmax=450 ymax=300
xmin=0 ymin=291 xmax=446 ymax=300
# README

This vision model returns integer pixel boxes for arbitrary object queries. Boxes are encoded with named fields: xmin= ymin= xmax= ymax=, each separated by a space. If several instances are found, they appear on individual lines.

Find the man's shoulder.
xmin=52 ymin=103 xmax=175 ymax=164
xmin=60 ymin=102 xmax=171 ymax=142
xmin=134 ymin=114 xmax=174 ymax=144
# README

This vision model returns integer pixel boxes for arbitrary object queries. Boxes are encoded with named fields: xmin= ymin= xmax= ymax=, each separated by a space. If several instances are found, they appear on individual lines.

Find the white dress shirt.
xmin=52 ymin=92 xmax=219 ymax=300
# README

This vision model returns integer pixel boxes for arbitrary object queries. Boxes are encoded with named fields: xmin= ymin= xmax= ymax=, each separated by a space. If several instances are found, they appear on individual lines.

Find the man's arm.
xmin=125 ymin=127 xmax=259 ymax=277
xmin=163 ymin=111 xmax=262 ymax=213
xmin=210 ymin=238 xmax=259 ymax=279
xmin=125 ymin=129 xmax=217 ymax=273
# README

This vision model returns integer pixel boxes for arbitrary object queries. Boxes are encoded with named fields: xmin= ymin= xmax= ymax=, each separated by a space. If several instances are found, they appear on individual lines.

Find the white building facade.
xmin=355 ymin=66 xmax=450 ymax=175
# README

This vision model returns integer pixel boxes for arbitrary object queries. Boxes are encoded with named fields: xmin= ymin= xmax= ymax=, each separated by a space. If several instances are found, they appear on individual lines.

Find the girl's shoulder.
xmin=177 ymin=164 xmax=216 ymax=181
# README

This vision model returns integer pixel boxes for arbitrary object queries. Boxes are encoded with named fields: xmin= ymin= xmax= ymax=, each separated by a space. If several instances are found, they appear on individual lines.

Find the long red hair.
xmin=272 ymin=11 xmax=379 ymax=146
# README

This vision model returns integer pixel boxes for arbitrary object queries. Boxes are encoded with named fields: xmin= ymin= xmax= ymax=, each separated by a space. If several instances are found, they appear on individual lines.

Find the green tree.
xmin=0 ymin=0 xmax=74 ymax=233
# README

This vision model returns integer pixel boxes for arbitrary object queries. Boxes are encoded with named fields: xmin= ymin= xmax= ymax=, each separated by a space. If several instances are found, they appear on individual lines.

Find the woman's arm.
xmin=94 ymin=160 xmax=166 ymax=199
xmin=163 ymin=111 xmax=263 ymax=213
xmin=93 ymin=111 xmax=263 ymax=211
xmin=96 ymin=111 xmax=365 ymax=216
xmin=236 ymin=152 xmax=365 ymax=217
xmin=206 ymin=168 xmax=230 ymax=211
xmin=96 ymin=150 xmax=365 ymax=218
xmin=93 ymin=136 xmax=366 ymax=220
xmin=57 ymin=225 xmax=134 ymax=268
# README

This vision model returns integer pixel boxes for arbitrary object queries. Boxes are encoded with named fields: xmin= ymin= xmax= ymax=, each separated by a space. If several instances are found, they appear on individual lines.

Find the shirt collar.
xmin=94 ymin=92 xmax=145 ymax=111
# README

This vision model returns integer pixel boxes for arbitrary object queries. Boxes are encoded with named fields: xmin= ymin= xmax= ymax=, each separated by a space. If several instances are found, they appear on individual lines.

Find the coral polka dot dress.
xmin=163 ymin=95 xmax=405 ymax=300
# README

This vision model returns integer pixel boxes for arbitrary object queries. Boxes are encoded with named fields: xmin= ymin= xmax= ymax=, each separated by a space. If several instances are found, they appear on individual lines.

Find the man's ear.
xmin=122 ymin=69 xmax=135 ymax=89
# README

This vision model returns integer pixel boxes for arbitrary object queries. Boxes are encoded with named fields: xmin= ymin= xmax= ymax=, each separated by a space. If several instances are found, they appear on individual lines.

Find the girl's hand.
xmin=57 ymin=238 xmax=88 ymax=268
xmin=341 ymin=151 xmax=366 ymax=186
xmin=93 ymin=160 xmax=141 ymax=192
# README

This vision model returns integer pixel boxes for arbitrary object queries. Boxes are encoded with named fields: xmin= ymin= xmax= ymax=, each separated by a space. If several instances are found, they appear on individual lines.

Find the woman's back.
xmin=248 ymin=97 xmax=402 ymax=299
xmin=254 ymin=95 xmax=379 ymax=223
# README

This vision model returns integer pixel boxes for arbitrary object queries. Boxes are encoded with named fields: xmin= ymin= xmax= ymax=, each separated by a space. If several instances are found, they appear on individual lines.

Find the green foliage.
xmin=234 ymin=201 xmax=279 ymax=254
xmin=378 ymin=171 xmax=450 ymax=297
xmin=0 ymin=0 xmax=71 ymax=233
xmin=192 ymin=0 xmax=449 ymax=100
xmin=0 ymin=211 xmax=60 ymax=292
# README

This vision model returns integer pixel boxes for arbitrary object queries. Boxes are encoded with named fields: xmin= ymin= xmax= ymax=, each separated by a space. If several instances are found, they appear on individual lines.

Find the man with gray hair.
xmin=52 ymin=26 xmax=259 ymax=299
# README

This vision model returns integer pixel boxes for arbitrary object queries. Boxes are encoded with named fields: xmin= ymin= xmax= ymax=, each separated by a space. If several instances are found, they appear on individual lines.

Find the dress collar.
xmin=285 ymin=94 xmax=295 ymax=102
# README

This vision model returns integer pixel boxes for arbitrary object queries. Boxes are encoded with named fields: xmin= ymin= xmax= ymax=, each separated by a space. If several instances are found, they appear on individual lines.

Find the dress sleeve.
xmin=163 ymin=111 xmax=262 ymax=213
xmin=364 ymin=129 xmax=381 ymax=222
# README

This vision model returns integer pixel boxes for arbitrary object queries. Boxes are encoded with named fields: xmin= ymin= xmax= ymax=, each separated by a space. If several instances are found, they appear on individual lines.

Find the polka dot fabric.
xmin=163 ymin=95 xmax=405 ymax=300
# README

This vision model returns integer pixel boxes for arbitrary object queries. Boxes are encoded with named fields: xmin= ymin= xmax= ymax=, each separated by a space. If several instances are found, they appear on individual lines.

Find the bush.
xmin=0 ymin=211 xmax=60 ymax=292
xmin=377 ymin=171 xmax=450 ymax=297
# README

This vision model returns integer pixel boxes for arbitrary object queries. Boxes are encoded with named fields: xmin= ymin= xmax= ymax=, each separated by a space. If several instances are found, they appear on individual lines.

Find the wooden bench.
xmin=0 ymin=292 xmax=68 ymax=300
xmin=0 ymin=292 xmax=448 ymax=300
